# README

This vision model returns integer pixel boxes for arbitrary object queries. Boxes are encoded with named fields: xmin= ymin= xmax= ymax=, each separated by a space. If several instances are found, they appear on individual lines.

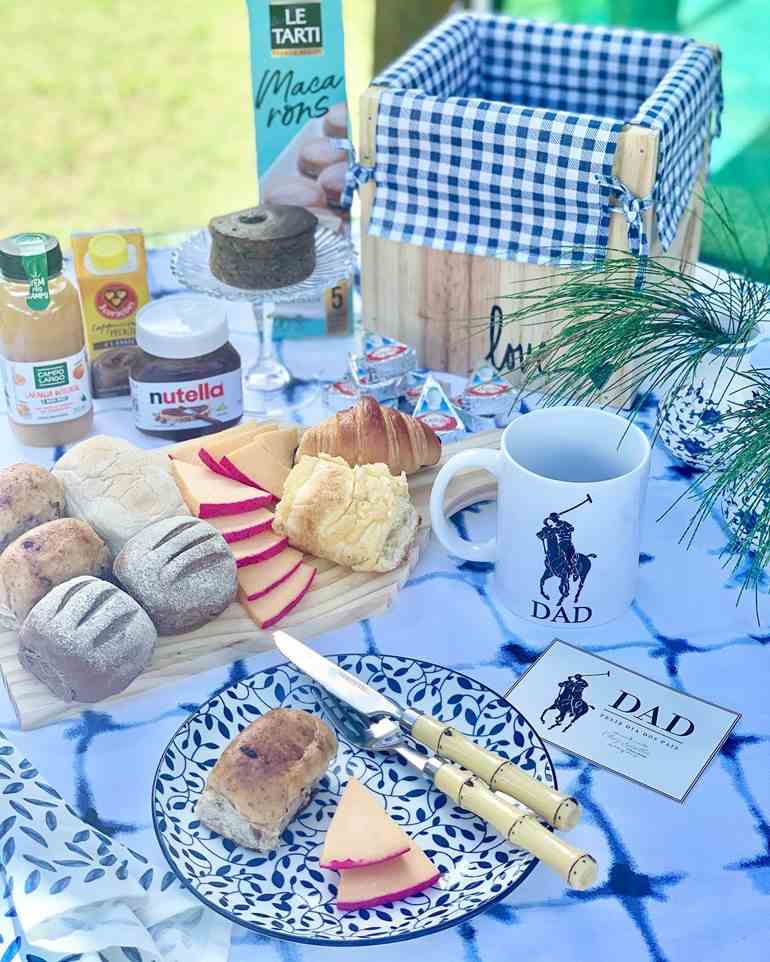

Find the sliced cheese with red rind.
xmin=237 ymin=548 xmax=303 ymax=600
xmin=336 ymin=847 xmax=440 ymax=911
xmin=221 ymin=441 xmax=290 ymax=499
xmin=230 ymin=529 xmax=289 ymax=567
xmin=240 ymin=562 xmax=316 ymax=628
xmin=199 ymin=422 xmax=280 ymax=477
xmin=208 ymin=508 xmax=274 ymax=544
xmin=167 ymin=421 xmax=258 ymax=465
xmin=251 ymin=427 xmax=299 ymax=467
xmin=320 ymin=778 xmax=411 ymax=870
xmin=171 ymin=460 xmax=274 ymax=518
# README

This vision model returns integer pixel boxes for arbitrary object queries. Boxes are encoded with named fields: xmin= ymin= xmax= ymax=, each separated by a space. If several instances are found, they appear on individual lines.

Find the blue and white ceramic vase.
xmin=657 ymin=333 xmax=761 ymax=470
xmin=721 ymin=476 xmax=770 ymax=549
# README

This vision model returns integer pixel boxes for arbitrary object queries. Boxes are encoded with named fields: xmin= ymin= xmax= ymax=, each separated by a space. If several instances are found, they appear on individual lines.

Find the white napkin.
xmin=0 ymin=731 xmax=231 ymax=962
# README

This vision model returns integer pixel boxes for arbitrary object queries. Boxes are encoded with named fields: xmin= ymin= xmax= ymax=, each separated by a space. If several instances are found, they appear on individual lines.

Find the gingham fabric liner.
xmin=352 ymin=14 xmax=722 ymax=264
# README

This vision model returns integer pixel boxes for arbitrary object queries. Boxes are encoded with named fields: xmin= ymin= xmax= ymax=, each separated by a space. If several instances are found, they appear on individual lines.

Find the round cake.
xmin=209 ymin=204 xmax=318 ymax=290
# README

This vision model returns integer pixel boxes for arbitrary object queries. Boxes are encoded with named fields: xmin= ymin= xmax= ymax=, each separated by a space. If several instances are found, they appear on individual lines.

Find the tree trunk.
xmin=373 ymin=0 xmax=455 ymax=75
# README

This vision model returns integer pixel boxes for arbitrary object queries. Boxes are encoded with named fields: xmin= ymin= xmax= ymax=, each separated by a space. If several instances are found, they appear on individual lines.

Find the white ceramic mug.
xmin=430 ymin=407 xmax=651 ymax=627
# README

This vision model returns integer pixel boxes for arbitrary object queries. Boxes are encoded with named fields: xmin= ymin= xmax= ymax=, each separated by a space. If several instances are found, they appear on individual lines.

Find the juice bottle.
xmin=0 ymin=233 xmax=93 ymax=447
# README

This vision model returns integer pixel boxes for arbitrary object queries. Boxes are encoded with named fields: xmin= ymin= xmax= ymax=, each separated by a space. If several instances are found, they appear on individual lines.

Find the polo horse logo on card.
xmin=535 ymin=495 xmax=596 ymax=621
xmin=540 ymin=671 xmax=610 ymax=732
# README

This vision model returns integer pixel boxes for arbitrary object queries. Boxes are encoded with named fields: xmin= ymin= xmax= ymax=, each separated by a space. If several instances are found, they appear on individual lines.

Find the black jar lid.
xmin=0 ymin=233 xmax=63 ymax=282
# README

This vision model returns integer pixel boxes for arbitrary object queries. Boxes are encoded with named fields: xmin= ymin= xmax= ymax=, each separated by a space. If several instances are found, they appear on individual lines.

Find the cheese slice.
xmin=252 ymin=427 xmax=299 ymax=468
xmin=221 ymin=441 xmax=290 ymax=498
xmin=171 ymin=459 xmax=274 ymax=518
xmin=237 ymin=548 xmax=303 ymax=599
xmin=167 ymin=421 xmax=258 ymax=465
xmin=208 ymin=508 xmax=274 ymax=544
xmin=336 ymin=847 xmax=440 ymax=912
xmin=320 ymin=778 xmax=411 ymax=870
xmin=240 ymin=562 xmax=316 ymax=629
xmin=230 ymin=529 xmax=289 ymax=567
xmin=199 ymin=422 xmax=280 ymax=477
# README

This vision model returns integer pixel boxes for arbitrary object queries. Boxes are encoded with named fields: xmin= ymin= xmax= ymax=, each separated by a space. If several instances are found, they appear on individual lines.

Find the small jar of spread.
xmin=130 ymin=293 xmax=243 ymax=440
xmin=0 ymin=232 xmax=93 ymax=447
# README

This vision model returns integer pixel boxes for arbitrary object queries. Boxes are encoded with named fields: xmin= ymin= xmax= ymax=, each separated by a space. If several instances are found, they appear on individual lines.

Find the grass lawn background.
xmin=3 ymin=1 xmax=374 ymax=246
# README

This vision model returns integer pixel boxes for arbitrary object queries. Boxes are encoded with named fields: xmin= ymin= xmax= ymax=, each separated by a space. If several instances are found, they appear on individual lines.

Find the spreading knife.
xmin=273 ymin=631 xmax=581 ymax=831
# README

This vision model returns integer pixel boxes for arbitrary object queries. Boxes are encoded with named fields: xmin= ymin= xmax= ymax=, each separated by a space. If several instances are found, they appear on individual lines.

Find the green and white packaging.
xmin=245 ymin=0 xmax=352 ymax=338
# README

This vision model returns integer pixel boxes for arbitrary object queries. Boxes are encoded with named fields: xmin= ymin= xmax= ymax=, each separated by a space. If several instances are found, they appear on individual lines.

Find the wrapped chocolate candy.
xmin=361 ymin=332 xmax=417 ymax=380
xmin=461 ymin=362 xmax=515 ymax=417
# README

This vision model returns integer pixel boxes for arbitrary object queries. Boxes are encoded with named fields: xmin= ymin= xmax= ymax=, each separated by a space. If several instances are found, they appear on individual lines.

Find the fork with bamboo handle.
xmin=408 ymin=713 xmax=581 ymax=830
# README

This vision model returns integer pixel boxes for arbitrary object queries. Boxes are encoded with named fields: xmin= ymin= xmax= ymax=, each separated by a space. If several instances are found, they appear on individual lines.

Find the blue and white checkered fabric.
xmin=350 ymin=14 xmax=722 ymax=266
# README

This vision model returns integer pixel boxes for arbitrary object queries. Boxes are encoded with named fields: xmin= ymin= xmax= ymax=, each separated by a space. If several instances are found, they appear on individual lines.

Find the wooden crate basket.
xmin=358 ymin=14 xmax=721 ymax=383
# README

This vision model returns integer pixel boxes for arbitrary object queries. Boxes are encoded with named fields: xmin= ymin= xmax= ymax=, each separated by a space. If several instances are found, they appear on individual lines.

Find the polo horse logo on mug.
xmin=429 ymin=406 xmax=651 ymax=628
xmin=536 ymin=495 xmax=596 ymax=610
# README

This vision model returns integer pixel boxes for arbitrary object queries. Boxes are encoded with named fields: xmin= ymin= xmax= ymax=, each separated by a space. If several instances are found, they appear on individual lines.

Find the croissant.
xmin=297 ymin=396 xmax=441 ymax=476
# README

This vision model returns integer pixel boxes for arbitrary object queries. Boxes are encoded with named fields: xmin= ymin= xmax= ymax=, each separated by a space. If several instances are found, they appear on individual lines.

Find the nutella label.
xmin=130 ymin=370 xmax=243 ymax=432
xmin=1 ymin=350 xmax=92 ymax=425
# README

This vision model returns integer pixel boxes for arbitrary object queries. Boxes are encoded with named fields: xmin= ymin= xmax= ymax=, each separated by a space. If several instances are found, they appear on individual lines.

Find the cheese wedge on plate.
xmin=237 ymin=547 xmax=303 ymax=599
xmin=230 ymin=529 xmax=289 ymax=567
xmin=253 ymin=427 xmax=298 ymax=466
xmin=171 ymin=460 xmax=274 ymax=517
xmin=208 ymin=508 xmax=274 ymax=544
xmin=320 ymin=778 xmax=411 ymax=870
xmin=240 ymin=562 xmax=316 ymax=628
xmin=167 ymin=421 xmax=257 ymax=465
xmin=221 ymin=441 xmax=291 ymax=498
xmin=199 ymin=422 xmax=279 ymax=477
xmin=336 ymin=848 xmax=440 ymax=911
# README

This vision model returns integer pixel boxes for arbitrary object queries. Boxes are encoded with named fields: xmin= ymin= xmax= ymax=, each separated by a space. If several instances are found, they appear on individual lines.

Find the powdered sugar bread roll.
xmin=114 ymin=516 xmax=237 ymax=635
xmin=18 ymin=576 xmax=157 ymax=703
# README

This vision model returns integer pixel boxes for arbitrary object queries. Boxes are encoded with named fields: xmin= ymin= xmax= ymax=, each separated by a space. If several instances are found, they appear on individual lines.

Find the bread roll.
xmin=114 ymin=517 xmax=237 ymax=635
xmin=273 ymin=454 xmax=419 ymax=572
xmin=197 ymin=708 xmax=337 ymax=851
xmin=0 ymin=464 xmax=66 ymax=554
xmin=0 ymin=518 xmax=112 ymax=623
xmin=19 ymin=576 xmax=156 ymax=702
xmin=53 ymin=435 xmax=188 ymax=554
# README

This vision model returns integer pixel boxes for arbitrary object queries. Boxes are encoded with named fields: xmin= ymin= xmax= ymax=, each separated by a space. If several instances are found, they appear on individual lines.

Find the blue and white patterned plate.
xmin=152 ymin=654 xmax=556 ymax=946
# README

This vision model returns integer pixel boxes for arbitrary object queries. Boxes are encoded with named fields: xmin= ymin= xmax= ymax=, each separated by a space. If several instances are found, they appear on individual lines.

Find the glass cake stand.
xmin=171 ymin=226 xmax=354 ymax=416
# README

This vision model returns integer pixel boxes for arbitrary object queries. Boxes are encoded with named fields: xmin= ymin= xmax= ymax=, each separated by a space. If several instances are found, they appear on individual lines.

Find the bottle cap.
xmin=136 ymin=294 xmax=230 ymax=359
xmin=0 ymin=233 xmax=63 ymax=282
xmin=88 ymin=233 xmax=129 ymax=271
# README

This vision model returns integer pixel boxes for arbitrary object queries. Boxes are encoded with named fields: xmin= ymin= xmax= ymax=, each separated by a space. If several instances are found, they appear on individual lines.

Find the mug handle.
xmin=429 ymin=449 xmax=501 ymax=562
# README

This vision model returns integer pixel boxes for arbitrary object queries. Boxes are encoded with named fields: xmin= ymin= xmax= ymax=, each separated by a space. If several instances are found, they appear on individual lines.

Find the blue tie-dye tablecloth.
xmin=0 ymin=248 xmax=767 ymax=962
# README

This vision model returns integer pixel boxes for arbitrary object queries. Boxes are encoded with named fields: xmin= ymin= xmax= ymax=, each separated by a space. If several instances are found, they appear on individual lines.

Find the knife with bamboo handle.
xmin=273 ymin=631 xmax=581 ymax=831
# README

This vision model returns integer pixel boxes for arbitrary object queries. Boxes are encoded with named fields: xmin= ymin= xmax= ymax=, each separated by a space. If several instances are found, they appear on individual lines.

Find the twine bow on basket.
xmin=596 ymin=174 xmax=655 ymax=288
xmin=333 ymin=139 xmax=376 ymax=210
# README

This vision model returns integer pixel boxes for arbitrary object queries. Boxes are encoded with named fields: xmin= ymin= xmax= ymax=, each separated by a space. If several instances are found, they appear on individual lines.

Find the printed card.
xmin=507 ymin=639 xmax=740 ymax=801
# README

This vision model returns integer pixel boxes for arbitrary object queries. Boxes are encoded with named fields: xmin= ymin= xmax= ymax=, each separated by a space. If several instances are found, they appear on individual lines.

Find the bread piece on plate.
xmin=0 ymin=463 xmax=66 ymax=554
xmin=273 ymin=454 xmax=419 ymax=573
xmin=114 ymin=517 xmax=237 ymax=635
xmin=18 ymin=576 xmax=157 ymax=703
xmin=0 ymin=518 xmax=112 ymax=623
xmin=196 ymin=708 xmax=337 ymax=851
xmin=53 ymin=435 xmax=188 ymax=554
xmin=297 ymin=396 xmax=441 ymax=476
xmin=171 ymin=460 xmax=274 ymax=517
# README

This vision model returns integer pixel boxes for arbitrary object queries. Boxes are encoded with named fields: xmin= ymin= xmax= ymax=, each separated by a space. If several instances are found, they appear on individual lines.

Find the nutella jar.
xmin=130 ymin=293 xmax=243 ymax=440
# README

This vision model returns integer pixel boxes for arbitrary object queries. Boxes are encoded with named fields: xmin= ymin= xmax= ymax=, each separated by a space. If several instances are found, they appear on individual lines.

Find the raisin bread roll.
xmin=197 ymin=709 xmax=337 ymax=851
xmin=18 ymin=576 xmax=157 ymax=702
xmin=0 ymin=463 xmax=66 ymax=554
xmin=114 ymin=517 xmax=237 ymax=635
xmin=0 ymin=518 xmax=112 ymax=623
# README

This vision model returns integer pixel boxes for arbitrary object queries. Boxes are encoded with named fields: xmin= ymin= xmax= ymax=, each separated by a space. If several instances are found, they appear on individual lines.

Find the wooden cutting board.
xmin=0 ymin=429 xmax=502 ymax=729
